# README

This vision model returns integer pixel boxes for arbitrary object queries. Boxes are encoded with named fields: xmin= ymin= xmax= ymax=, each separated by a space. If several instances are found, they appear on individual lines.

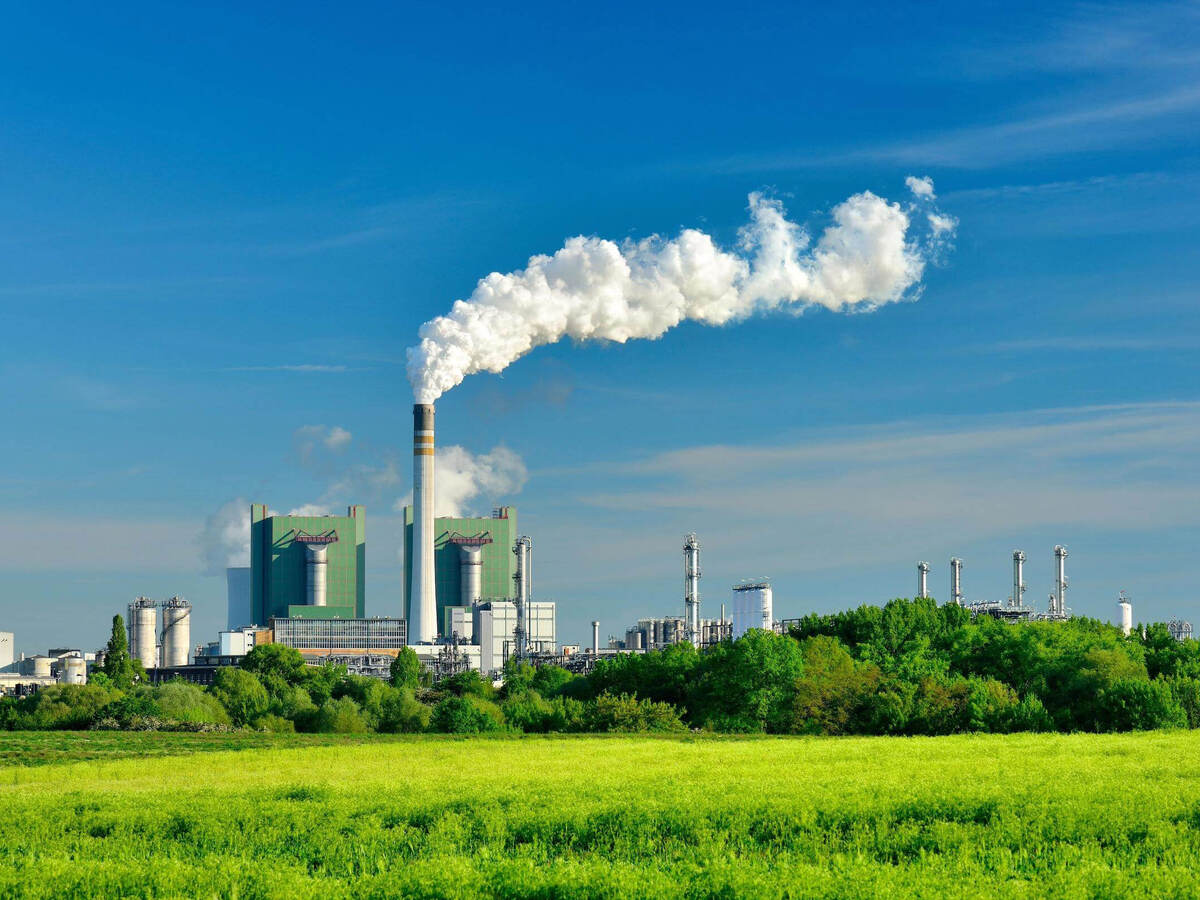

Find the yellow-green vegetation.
xmin=3 ymin=731 xmax=1200 ymax=898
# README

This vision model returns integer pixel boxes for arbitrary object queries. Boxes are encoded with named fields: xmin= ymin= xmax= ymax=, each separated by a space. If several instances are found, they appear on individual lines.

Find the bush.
xmin=379 ymin=687 xmax=431 ymax=733
xmin=254 ymin=713 xmax=296 ymax=733
xmin=155 ymin=681 xmax=230 ymax=726
xmin=585 ymin=692 xmax=687 ymax=733
xmin=430 ymin=695 xmax=505 ymax=733
xmin=313 ymin=697 xmax=369 ymax=734
xmin=1093 ymin=678 xmax=1187 ymax=731
xmin=437 ymin=670 xmax=494 ymax=699
xmin=501 ymin=690 xmax=556 ymax=733
xmin=4 ymin=684 xmax=118 ymax=730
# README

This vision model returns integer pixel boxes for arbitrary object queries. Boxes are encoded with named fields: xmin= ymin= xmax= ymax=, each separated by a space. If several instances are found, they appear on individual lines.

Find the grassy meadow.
xmin=2 ymin=731 xmax=1199 ymax=898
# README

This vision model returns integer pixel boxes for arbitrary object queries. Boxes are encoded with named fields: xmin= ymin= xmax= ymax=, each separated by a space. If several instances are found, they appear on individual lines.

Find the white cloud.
xmin=287 ymin=504 xmax=333 ymax=517
xmin=395 ymin=444 xmax=527 ymax=517
xmin=293 ymin=424 xmax=353 ymax=463
xmin=906 ymin=175 xmax=936 ymax=199
xmin=199 ymin=498 xmax=250 ymax=575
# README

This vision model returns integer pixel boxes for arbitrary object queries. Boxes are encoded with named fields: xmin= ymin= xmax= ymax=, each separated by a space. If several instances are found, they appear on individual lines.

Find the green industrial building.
xmin=251 ymin=504 xmax=366 ymax=624
xmin=403 ymin=506 xmax=517 ymax=636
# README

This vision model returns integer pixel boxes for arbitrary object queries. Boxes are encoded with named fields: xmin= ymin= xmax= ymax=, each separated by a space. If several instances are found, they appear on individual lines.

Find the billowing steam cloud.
xmin=396 ymin=444 xmax=527 ymax=518
xmin=200 ymin=497 xmax=250 ymax=575
xmin=408 ymin=180 xmax=955 ymax=402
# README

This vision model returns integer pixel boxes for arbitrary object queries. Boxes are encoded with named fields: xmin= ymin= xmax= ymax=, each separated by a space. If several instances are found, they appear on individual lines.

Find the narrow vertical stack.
xmin=411 ymin=404 xmax=437 ymax=644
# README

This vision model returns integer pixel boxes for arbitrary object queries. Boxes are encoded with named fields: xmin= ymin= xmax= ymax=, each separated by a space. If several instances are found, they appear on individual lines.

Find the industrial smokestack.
xmin=917 ymin=561 xmax=930 ymax=600
xmin=410 ymin=403 xmax=437 ymax=643
xmin=949 ymin=557 xmax=963 ymax=606
xmin=513 ymin=536 xmax=532 ymax=659
xmin=591 ymin=620 xmax=599 ymax=655
xmin=1012 ymin=550 xmax=1026 ymax=609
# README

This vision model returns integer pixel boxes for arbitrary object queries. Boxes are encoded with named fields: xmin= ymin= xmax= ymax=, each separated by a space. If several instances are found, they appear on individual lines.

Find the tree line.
xmin=2 ymin=599 xmax=1198 ymax=734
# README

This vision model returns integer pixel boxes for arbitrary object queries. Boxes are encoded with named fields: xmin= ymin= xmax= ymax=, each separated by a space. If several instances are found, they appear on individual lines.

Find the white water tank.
xmin=1119 ymin=597 xmax=1133 ymax=637
xmin=732 ymin=581 xmax=773 ymax=639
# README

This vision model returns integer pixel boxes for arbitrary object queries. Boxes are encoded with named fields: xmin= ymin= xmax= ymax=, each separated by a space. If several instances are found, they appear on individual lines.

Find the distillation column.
xmin=950 ymin=557 xmax=963 ymax=606
xmin=411 ymin=403 xmax=437 ymax=643
xmin=1012 ymin=550 xmax=1026 ymax=609
xmin=1053 ymin=545 xmax=1069 ymax=617
xmin=917 ymin=562 xmax=930 ymax=600
xmin=591 ymin=620 xmax=600 ymax=655
xmin=684 ymin=533 xmax=701 ymax=648
xmin=513 ymin=536 xmax=532 ymax=659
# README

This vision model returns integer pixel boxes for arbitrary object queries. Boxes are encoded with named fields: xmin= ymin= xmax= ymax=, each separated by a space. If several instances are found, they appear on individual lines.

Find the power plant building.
xmin=250 ymin=504 xmax=365 ymax=623
xmin=403 ymin=506 xmax=518 ymax=637
xmin=471 ymin=600 xmax=556 ymax=674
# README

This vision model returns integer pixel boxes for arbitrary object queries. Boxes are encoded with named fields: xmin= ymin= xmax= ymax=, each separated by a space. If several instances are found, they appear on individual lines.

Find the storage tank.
xmin=59 ymin=656 xmax=86 ymax=685
xmin=161 ymin=597 xmax=192 ymax=668
xmin=128 ymin=597 xmax=159 ymax=669
xmin=460 ymin=545 xmax=483 ymax=606
xmin=732 ymin=580 xmax=773 ymax=640
xmin=26 ymin=655 xmax=53 ymax=678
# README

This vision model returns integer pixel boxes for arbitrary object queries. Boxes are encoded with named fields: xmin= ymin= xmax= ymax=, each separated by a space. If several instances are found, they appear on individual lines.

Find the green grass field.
xmin=2 ymin=732 xmax=1199 ymax=899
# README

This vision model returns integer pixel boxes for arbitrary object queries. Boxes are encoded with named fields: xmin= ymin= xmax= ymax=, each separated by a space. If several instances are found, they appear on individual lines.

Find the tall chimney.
xmin=591 ymin=620 xmax=599 ymax=655
xmin=411 ymin=403 xmax=437 ymax=643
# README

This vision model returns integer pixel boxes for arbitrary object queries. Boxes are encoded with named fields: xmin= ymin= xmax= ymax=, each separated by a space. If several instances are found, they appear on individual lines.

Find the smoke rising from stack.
xmin=407 ymin=180 xmax=955 ymax=403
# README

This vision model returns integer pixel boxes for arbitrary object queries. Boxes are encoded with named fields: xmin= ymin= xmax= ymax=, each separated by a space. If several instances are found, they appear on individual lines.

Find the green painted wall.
xmin=251 ymin=504 xmax=365 ymax=623
xmin=404 ymin=506 xmax=517 ymax=636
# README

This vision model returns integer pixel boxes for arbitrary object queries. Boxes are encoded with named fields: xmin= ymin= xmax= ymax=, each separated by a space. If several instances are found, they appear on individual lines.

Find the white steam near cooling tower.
xmin=405 ymin=181 xmax=956 ymax=642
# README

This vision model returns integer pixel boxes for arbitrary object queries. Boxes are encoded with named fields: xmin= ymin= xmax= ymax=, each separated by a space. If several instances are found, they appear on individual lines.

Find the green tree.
xmin=791 ymin=636 xmax=879 ymax=735
xmin=241 ymin=644 xmax=308 ymax=685
xmin=102 ymin=615 xmax=140 ymax=689
xmin=155 ymin=681 xmax=230 ymax=726
xmin=688 ymin=630 xmax=804 ymax=732
xmin=438 ymin=669 xmax=494 ymax=699
xmin=389 ymin=647 xmax=424 ymax=690
xmin=211 ymin=667 xmax=270 ymax=727
xmin=378 ymin=687 xmax=432 ymax=733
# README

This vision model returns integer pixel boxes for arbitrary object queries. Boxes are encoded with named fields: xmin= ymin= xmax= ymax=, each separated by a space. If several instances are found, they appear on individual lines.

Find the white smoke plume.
xmin=200 ymin=497 xmax=251 ymax=575
xmin=396 ymin=444 xmax=527 ymax=517
xmin=407 ymin=180 xmax=956 ymax=402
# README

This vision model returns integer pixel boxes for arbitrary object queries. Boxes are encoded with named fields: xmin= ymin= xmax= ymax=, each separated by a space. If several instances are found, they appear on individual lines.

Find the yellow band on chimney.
xmin=413 ymin=448 xmax=434 ymax=456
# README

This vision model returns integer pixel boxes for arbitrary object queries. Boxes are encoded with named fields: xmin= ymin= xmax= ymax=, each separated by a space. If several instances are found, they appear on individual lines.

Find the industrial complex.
xmin=2 ymin=399 xmax=1195 ymax=695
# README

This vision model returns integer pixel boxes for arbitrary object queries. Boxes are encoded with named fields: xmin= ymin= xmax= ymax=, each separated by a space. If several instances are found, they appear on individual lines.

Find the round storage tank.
xmin=731 ymin=581 xmax=773 ymax=640
xmin=28 ymin=655 xmax=53 ymax=678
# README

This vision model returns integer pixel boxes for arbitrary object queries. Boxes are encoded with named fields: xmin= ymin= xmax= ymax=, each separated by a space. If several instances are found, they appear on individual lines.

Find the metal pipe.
xmin=411 ymin=404 xmax=437 ymax=644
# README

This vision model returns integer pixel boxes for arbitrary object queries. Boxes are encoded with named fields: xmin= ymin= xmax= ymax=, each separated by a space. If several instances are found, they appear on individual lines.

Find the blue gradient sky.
xmin=2 ymin=1 xmax=1199 ymax=653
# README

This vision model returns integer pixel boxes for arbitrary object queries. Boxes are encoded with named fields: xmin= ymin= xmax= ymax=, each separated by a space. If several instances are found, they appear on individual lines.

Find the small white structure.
xmin=59 ymin=656 xmax=87 ymax=685
xmin=0 ymin=632 xmax=13 ymax=671
xmin=731 ymin=580 xmax=773 ymax=640
xmin=1118 ymin=592 xmax=1133 ymax=637
xmin=474 ymin=600 xmax=556 ymax=675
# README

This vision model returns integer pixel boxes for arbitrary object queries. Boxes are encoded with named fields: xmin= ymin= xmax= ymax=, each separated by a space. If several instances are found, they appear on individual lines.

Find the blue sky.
xmin=2 ymin=1 xmax=1199 ymax=653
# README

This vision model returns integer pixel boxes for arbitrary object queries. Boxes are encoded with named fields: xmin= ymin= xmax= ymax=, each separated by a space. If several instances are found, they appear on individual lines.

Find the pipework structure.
xmin=917 ymin=562 xmax=930 ymax=600
xmin=410 ymin=403 xmax=437 ymax=643
xmin=512 ymin=536 xmax=532 ymax=661
xmin=684 ymin=533 xmax=702 ymax=648
xmin=949 ymin=557 xmax=963 ymax=606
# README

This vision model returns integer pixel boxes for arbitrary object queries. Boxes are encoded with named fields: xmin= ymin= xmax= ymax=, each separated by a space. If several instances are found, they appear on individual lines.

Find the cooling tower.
xmin=410 ymin=403 xmax=437 ymax=643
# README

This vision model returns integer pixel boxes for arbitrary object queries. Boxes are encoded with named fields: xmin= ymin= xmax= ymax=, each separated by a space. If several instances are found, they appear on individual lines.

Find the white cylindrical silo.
xmin=410 ymin=403 xmax=437 ymax=644
xmin=27 ymin=655 xmax=53 ymax=678
xmin=128 ymin=598 xmax=158 ymax=669
xmin=59 ymin=656 xmax=86 ymax=685
xmin=1119 ymin=595 xmax=1133 ymax=636
xmin=460 ymin=545 xmax=483 ymax=607
xmin=731 ymin=581 xmax=773 ymax=640
xmin=161 ymin=597 xmax=192 ymax=668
